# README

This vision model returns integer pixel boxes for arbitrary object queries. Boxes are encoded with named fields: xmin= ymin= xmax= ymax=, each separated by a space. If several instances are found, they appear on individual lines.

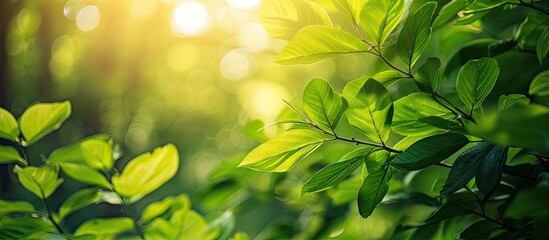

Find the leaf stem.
xmin=371 ymin=47 xmax=413 ymax=78
xmin=433 ymin=93 xmax=477 ymax=124
xmin=332 ymin=135 xmax=402 ymax=153
xmin=121 ymin=197 xmax=144 ymax=238
xmin=42 ymin=197 xmax=64 ymax=234
xmin=512 ymin=0 xmax=549 ymax=16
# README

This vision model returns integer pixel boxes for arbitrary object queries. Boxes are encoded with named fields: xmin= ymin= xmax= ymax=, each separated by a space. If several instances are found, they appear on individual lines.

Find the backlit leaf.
xmin=0 ymin=199 xmax=35 ymax=216
xmin=537 ymin=27 xmax=549 ymax=64
xmin=497 ymin=94 xmax=530 ymax=111
xmin=0 ymin=107 xmax=19 ymax=141
xmin=303 ymin=78 xmax=348 ymax=133
xmin=15 ymin=165 xmax=63 ymax=199
xmin=0 ymin=145 xmax=23 ymax=165
xmin=397 ymin=2 xmax=437 ymax=68
xmin=331 ymin=0 xmax=364 ymax=25
xmin=59 ymin=188 xmax=102 ymax=221
xmin=74 ymin=217 xmax=134 ymax=238
xmin=529 ymin=70 xmax=549 ymax=96
xmin=514 ymin=11 xmax=549 ymax=47
xmin=140 ymin=194 xmax=191 ymax=224
xmin=414 ymin=57 xmax=441 ymax=93
xmin=456 ymin=58 xmax=500 ymax=111
xmin=19 ymin=101 xmax=71 ymax=144
xmin=360 ymin=0 xmax=405 ymax=46
xmin=59 ymin=162 xmax=111 ymax=188
xmin=393 ymin=93 xmax=455 ymax=136
xmin=357 ymin=166 xmax=391 ymax=218
xmin=433 ymin=0 xmax=474 ymax=29
xmin=80 ymin=139 xmax=114 ymax=171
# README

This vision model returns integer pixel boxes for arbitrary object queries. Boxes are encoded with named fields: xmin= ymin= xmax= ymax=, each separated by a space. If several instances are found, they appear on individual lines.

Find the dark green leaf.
xmin=397 ymin=2 xmax=437 ymax=68
xmin=360 ymin=0 xmax=405 ymax=46
xmin=459 ymin=220 xmax=498 ymax=239
xmin=58 ymin=188 xmax=102 ymax=221
xmin=414 ymin=57 xmax=441 ymax=93
xmin=303 ymin=78 xmax=348 ymax=133
xmin=538 ymin=27 xmax=549 ymax=64
xmin=393 ymin=93 xmax=455 ymax=136
xmin=417 ymin=116 xmax=466 ymax=134
xmin=15 ymin=165 xmax=63 ymax=199
xmin=425 ymin=199 xmax=473 ymax=224
xmin=456 ymin=57 xmax=500 ymax=111
xmin=0 ymin=145 xmax=24 ymax=165
xmin=391 ymin=133 xmax=469 ymax=171
xmin=506 ymin=184 xmax=549 ymax=218
xmin=301 ymin=147 xmax=373 ymax=195
xmin=514 ymin=11 xmax=549 ymax=47
xmin=534 ymin=217 xmax=549 ymax=239
xmin=18 ymin=101 xmax=71 ymax=144
xmin=0 ymin=107 xmax=19 ymax=141
xmin=259 ymin=0 xmax=332 ymax=41
xmin=59 ymin=162 xmax=111 ymax=188
xmin=343 ymin=78 xmax=393 ymax=143
xmin=239 ymin=129 xmax=331 ymax=172
xmin=441 ymin=142 xmax=493 ymax=197
xmin=357 ymin=166 xmax=391 ymax=218
xmin=476 ymin=145 xmax=508 ymax=194
xmin=497 ymin=94 xmax=530 ymax=111
xmin=529 ymin=70 xmax=549 ymax=96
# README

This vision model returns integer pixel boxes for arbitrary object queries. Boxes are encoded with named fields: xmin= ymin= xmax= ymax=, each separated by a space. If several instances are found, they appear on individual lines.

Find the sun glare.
xmin=171 ymin=1 xmax=210 ymax=37
xmin=226 ymin=0 xmax=261 ymax=10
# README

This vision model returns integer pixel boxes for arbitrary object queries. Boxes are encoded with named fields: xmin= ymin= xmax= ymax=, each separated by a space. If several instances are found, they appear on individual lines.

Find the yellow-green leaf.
xmin=0 ymin=107 xmax=19 ymax=141
xmin=59 ymin=162 xmax=111 ymax=188
xmin=59 ymin=188 xmax=102 ymax=221
xmin=75 ymin=217 xmax=134 ymax=238
xmin=529 ymin=70 xmax=549 ymax=96
xmin=19 ymin=101 xmax=71 ymax=144
xmin=303 ymin=78 xmax=348 ymax=133
xmin=331 ymin=0 xmax=364 ymax=25
xmin=0 ymin=199 xmax=35 ymax=216
xmin=15 ymin=165 xmax=63 ymax=199
xmin=0 ymin=145 xmax=24 ymax=165
xmin=81 ymin=139 xmax=114 ymax=171
xmin=397 ymin=2 xmax=437 ymax=68
xmin=360 ymin=0 xmax=406 ymax=46
xmin=393 ymin=93 xmax=455 ymax=136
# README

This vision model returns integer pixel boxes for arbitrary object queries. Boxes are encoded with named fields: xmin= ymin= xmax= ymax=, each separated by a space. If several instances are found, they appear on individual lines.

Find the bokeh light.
xmin=76 ymin=5 xmax=100 ymax=31
xmin=220 ymin=49 xmax=252 ymax=80
xmin=171 ymin=1 xmax=210 ymax=37
xmin=226 ymin=0 xmax=261 ymax=10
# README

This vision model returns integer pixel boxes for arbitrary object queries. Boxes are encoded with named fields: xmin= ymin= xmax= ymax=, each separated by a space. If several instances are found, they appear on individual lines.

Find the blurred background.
xmin=1 ymin=0 xmax=546 ymax=239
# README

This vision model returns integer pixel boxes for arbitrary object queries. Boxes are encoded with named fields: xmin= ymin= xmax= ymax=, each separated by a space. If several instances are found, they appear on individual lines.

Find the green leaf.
xmin=360 ymin=0 xmax=405 ymax=46
xmin=372 ymin=70 xmax=405 ymax=87
xmin=432 ymin=0 xmax=474 ymax=29
xmin=18 ymin=101 xmax=71 ymax=144
xmin=58 ymin=188 xmax=102 ymax=221
xmin=301 ymin=147 xmax=373 ymax=195
xmin=440 ymin=142 xmax=493 ymax=197
xmin=534 ymin=217 xmax=549 ymax=239
xmin=260 ymin=0 xmax=332 ymax=41
xmin=0 ymin=145 xmax=24 ymax=165
xmin=205 ymin=210 xmax=235 ymax=240
xmin=497 ymin=94 xmax=530 ymax=111
xmin=414 ymin=57 xmax=441 ymax=93
xmin=303 ymin=78 xmax=348 ymax=133
xmin=456 ymin=58 xmax=500 ymax=111
xmin=392 ymin=93 xmax=455 ymax=136
xmin=357 ymin=166 xmax=391 ymax=218
xmin=505 ymin=184 xmax=549 ymax=218
xmin=274 ymin=25 xmax=368 ymax=65
xmin=529 ymin=70 xmax=549 ymax=96
xmin=0 ymin=107 xmax=19 ymax=141
xmin=239 ymin=129 xmax=331 ymax=172
xmin=343 ymin=78 xmax=393 ymax=143
xmin=468 ymin=104 xmax=549 ymax=153
xmin=537 ymin=27 xmax=549 ymax=64
xmin=140 ymin=194 xmax=191 ymax=224
xmin=476 ymin=145 xmax=508 ymax=195
xmin=0 ymin=199 xmax=34 ymax=216
xmin=74 ymin=217 xmax=134 ymax=238
xmin=80 ymin=139 xmax=114 ymax=171
xmin=514 ymin=12 xmax=549 ymax=47
xmin=112 ymin=144 xmax=179 ymax=201
xmin=397 ymin=2 xmax=437 ymax=68
xmin=59 ymin=162 xmax=111 ymax=188
xmin=417 ymin=116 xmax=466 ymax=134
xmin=15 ymin=165 xmax=63 ymax=199
xmin=230 ymin=232 xmax=250 ymax=240
xmin=331 ymin=0 xmax=364 ymax=25
xmin=391 ymin=133 xmax=469 ymax=171
xmin=459 ymin=220 xmax=499 ymax=239
xmin=425 ymin=199 xmax=473 ymax=224
xmin=48 ymin=135 xmax=110 ymax=164
xmin=0 ymin=216 xmax=54 ymax=239
xmin=145 ymin=209 xmax=210 ymax=240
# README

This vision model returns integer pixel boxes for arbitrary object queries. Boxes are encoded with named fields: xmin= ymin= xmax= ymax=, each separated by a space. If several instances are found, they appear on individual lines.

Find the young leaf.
xmin=392 ymin=93 xmax=455 ymax=136
xmin=260 ymin=0 xmax=332 ymax=41
xmin=497 ymin=94 xmax=530 ymax=111
xmin=357 ymin=166 xmax=392 ymax=218
xmin=537 ymin=27 xmax=549 ymax=64
xmin=303 ymin=78 xmax=348 ymax=133
xmin=0 ymin=145 xmax=24 ymax=165
xmin=414 ymin=57 xmax=441 ymax=93
xmin=529 ymin=70 xmax=549 ymax=96
xmin=48 ymin=134 xmax=110 ymax=164
xmin=343 ymin=78 xmax=393 ymax=143
xmin=397 ymin=2 xmax=438 ymax=68
xmin=391 ymin=133 xmax=469 ymax=171
xmin=74 ymin=217 xmax=134 ymax=238
xmin=15 ymin=165 xmax=63 ymax=199
xmin=145 ymin=209 xmax=210 ymax=239
xmin=140 ymin=194 xmax=191 ymax=224
xmin=301 ymin=147 xmax=373 ymax=195
xmin=456 ymin=58 xmax=500 ymax=111
xmin=80 ymin=138 xmax=114 ymax=171
xmin=440 ymin=142 xmax=494 ymax=197
xmin=0 ymin=107 xmax=19 ymax=141
xmin=59 ymin=162 xmax=111 ymax=188
xmin=275 ymin=25 xmax=368 ymax=65
xmin=239 ymin=129 xmax=331 ymax=172
xmin=476 ymin=145 xmax=508 ymax=195
xmin=331 ymin=0 xmax=364 ymax=25
xmin=112 ymin=144 xmax=179 ymax=201
xmin=0 ymin=199 xmax=35 ymax=216
xmin=432 ymin=0 xmax=474 ymax=29
xmin=18 ymin=101 xmax=71 ymax=144
xmin=58 ymin=188 xmax=102 ymax=221
xmin=360 ymin=0 xmax=405 ymax=46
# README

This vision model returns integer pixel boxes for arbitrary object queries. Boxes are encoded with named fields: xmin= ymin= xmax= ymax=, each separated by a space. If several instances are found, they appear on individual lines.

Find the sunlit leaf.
xmin=0 ymin=199 xmax=34 ymax=216
xmin=360 ymin=0 xmax=405 ymax=46
xmin=0 ymin=107 xmax=19 ymax=141
xmin=331 ymin=0 xmax=364 ymax=25
xmin=456 ymin=58 xmax=500 ymax=111
xmin=59 ymin=162 xmax=111 ymax=188
xmin=48 ymin=134 xmax=110 ymax=164
xmin=441 ymin=142 xmax=493 ymax=197
xmin=343 ymin=78 xmax=393 ymax=143
xmin=144 ymin=209 xmax=210 ymax=240
xmin=497 ymin=94 xmax=530 ymax=111
xmin=58 ymin=188 xmax=102 ymax=221
xmin=392 ymin=93 xmax=454 ymax=136
xmin=303 ymin=78 xmax=348 ymax=133
xmin=538 ymin=27 xmax=549 ymax=64
xmin=357 ymin=166 xmax=391 ymax=218
xmin=505 ymin=184 xmax=549 ymax=218
xmin=15 ymin=165 xmax=63 ymax=199
xmin=414 ymin=57 xmax=441 ymax=93
xmin=140 ymin=194 xmax=191 ymax=224
xmin=80 ymin=139 xmax=114 ymax=171
xmin=112 ymin=144 xmax=179 ymax=201
xmin=18 ymin=101 xmax=71 ymax=144
xmin=529 ymin=70 xmax=549 ymax=96
xmin=205 ymin=210 xmax=235 ymax=240
xmin=302 ymin=147 xmax=373 ymax=195
xmin=0 ymin=145 xmax=24 ymax=165
xmin=372 ymin=70 xmax=405 ymax=87
xmin=74 ymin=217 xmax=134 ymax=238
xmin=239 ymin=129 xmax=331 ymax=172
xmin=417 ymin=116 xmax=466 ymax=134
xmin=229 ymin=232 xmax=250 ymax=240
xmin=397 ymin=2 xmax=437 ymax=68
xmin=275 ymin=25 xmax=368 ymax=65
xmin=391 ymin=133 xmax=469 ymax=171
xmin=433 ymin=0 xmax=474 ymax=28
xmin=260 ymin=0 xmax=332 ymax=41
xmin=476 ymin=145 xmax=508 ymax=194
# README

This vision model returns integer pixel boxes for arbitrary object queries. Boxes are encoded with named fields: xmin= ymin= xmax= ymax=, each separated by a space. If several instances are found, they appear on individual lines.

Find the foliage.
xmin=239 ymin=0 xmax=549 ymax=238
xmin=0 ymin=102 xmax=246 ymax=240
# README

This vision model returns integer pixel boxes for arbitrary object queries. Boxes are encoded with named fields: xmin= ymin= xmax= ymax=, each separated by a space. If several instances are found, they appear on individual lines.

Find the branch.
xmin=514 ymin=0 xmax=549 ymax=16
xmin=435 ymin=162 xmax=536 ymax=181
